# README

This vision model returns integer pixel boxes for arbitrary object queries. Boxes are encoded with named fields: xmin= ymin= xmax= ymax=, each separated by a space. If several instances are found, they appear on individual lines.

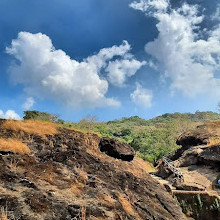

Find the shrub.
xmin=23 ymin=110 xmax=59 ymax=122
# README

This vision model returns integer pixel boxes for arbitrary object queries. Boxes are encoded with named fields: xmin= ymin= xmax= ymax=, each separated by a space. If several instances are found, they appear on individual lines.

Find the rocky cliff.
xmin=0 ymin=119 xmax=186 ymax=220
xmin=155 ymin=121 xmax=220 ymax=220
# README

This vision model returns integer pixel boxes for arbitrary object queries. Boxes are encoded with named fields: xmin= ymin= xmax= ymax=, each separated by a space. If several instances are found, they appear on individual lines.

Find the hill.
xmin=149 ymin=111 xmax=220 ymax=124
xmin=64 ymin=111 xmax=220 ymax=164
xmin=0 ymin=119 xmax=186 ymax=220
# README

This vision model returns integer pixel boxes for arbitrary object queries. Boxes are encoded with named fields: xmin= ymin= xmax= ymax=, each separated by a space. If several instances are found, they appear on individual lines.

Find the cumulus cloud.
xmin=22 ymin=97 xmax=35 ymax=110
xmin=130 ymin=83 xmax=153 ymax=107
xmin=212 ymin=4 xmax=220 ymax=21
xmin=86 ymin=40 xmax=131 ymax=69
xmin=130 ymin=0 xmax=169 ymax=13
xmin=130 ymin=1 xmax=220 ymax=97
xmin=106 ymin=59 xmax=146 ymax=86
xmin=6 ymin=32 xmax=144 ymax=108
xmin=0 ymin=110 xmax=21 ymax=120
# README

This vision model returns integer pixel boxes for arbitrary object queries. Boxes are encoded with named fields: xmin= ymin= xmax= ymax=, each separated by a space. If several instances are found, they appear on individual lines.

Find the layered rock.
xmin=154 ymin=121 xmax=220 ymax=220
xmin=0 ymin=119 xmax=186 ymax=220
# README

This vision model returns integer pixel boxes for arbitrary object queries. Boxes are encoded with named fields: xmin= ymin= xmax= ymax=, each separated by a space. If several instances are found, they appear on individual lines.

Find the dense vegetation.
xmin=23 ymin=110 xmax=59 ymax=122
xmin=23 ymin=111 xmax=220 ymax=165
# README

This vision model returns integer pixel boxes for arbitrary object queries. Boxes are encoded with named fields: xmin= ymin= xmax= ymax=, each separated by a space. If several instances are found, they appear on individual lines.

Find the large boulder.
xmin=99 ymin=138 xmax=135 ymax=161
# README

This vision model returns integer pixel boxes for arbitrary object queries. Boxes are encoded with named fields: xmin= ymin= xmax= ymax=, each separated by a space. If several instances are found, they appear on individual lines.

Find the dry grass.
xmin=121 ymin=157 xmax=155 ymax=179
xmin=8 ymin=158 xmax=19 ymax=172
xmin=0 ymin=207 xmax=8 ymax=220
xmin=203 ymin=121 xmax=220 ymax=135
xmin=202 ymin=121 xmax=220 ymax=146
xmin=98 ymin=190 xmax=116 ymax=208
xmin=81 ymin=206 xmax=86 ymax=220
xmin=0 ymin=138 xmax=30 ymax=155
xmin=118 ymin=193 xmax=143 ymax=220
xmin=74 ymin=167 xmax=88 ymax=183
xmin=131 ymin=157 xmax=155 ymax=173
xmin=2 ymin=120 xmax=58 ymax=138
xmin=89 ymin=217 xmax=106 ymax=220
xmin=117 ymin=193 xmax=136 ymax=216
xmin=207 ymin=120 xmax=220 ymax=126
xmin=208 ymin=138 xmax=220 ymax=147
xmin=70 ymin=182 xmax=84 ymax=197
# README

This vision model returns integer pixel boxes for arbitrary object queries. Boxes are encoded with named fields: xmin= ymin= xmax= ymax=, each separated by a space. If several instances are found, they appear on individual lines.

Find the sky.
xmin=0 ymin=0 xmax=220 ymax=122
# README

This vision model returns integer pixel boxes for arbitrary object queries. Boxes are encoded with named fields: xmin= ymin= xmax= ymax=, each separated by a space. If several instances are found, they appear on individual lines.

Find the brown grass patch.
xmin=205 ymin=121 xmax=220 ymax=146
xmin=2 ymin=120 xmax=58 ymax=138
xmin=131 ymin=157 xmax=155 ymax=173
xmin=89 ymin=217 xmax=105 ymax=220
xmin=121 ymin=157 xmax=155 ymax=179
xmin=0 ymin=138 xmax=30 ymax=154
xmin=98 ymin=190 xmax=116 ymax=208
xmin=74 ymin=167 xmax=88 ymax=183
xmin=117 ymin=193 xmax=136 ymax=216
xmin=70 ymin=182 xmax=84 ymax=197
xmin=207 ymin=120 xmax=220 ymax=126
xmin=118 ymin=193 xmax=143 ymax=220
xmin=208 ymin=138 xmax=220 ymax=147
xmin=81 ymin=206 xmax=86 ymax=220
xmin=8 ymin=158 xmax=19 ymax=172
xmin=203 ymin=121 xmax=220 ymax=135
xmin=0 ymin=207 xmax=8 ymax=220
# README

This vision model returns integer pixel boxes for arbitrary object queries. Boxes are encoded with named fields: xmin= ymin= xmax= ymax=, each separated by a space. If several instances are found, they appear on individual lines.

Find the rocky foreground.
xmin=0 ymin=119 xmax=186 ymax=220
xmin=155 ymin=121 xmax=220 ymax=220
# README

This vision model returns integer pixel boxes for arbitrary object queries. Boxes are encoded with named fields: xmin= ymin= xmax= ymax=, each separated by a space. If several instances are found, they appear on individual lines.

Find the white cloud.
xmin=147 ymin=60 xmax=158 ymax=70
xmin=22 ymin=97 xmax=35 ymax=110
xmin=130 ymin=0 xmax=169 ymax=13
xmin=106 ymin=59 xmax=146 ymax=86
xmin=130 ymin=83 xmax=153 ymax=107
xmin=0 ymin=110 xmax=21 ymax=120
xmin=130 ymin=1 xmax=220 ymax=97
xmin=6 ymin=32 xmax=119 ymax=108
xmin=86 ymin=40 xmax=131 ymax=69
xmin=6 ymin=32 xmax=144 ymax=108
xmin=212 ymin=4 xmax=220 ymax=21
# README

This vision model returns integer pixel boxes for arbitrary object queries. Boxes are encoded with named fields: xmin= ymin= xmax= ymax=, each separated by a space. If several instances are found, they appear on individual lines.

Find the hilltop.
xmin=0 ymin=119 xmax=186 ymax=220
xmin=63 ymin=111 xmax=220 ymax=164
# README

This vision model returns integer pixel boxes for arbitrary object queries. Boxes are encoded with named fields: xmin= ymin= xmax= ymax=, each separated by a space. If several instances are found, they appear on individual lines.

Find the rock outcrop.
xmin=99 ymin=137 xmax=135 ymax=161
xmin=0 ymin=119 xmax=186 ymax=220
xmin=154 ymin=121 xmax=220 ymax=220
xmin=176 ymin=121 xmax=220 ymax=148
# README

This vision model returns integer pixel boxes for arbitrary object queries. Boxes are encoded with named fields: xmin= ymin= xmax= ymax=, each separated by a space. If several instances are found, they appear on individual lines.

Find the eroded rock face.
xmin=198 ymin=145 xmax=220 ymax=166
xmin=173 ymin=191 xmax=220 ymax=220
xmin=99 ymin=138 xmax=135 ymax=161
xmin=176 ymin=134 xmax=207 ymax=148
xmin=0 ymin=122 xmax=186 ymax=220
xmin=176 ymin=122 xmax=220 ymax=148
xmin=154 ymin=121 xmax=220 ymax=220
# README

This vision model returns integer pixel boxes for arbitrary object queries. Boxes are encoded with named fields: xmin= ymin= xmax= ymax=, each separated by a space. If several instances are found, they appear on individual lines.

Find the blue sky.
xmin=0 ymin=0 xmax=220 ymax=121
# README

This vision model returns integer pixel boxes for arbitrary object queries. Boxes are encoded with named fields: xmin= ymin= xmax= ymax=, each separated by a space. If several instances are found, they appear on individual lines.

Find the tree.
xmin=23 ymin=110 xmax=59 ymax=122
xmin=78 ymin=115 xmax=98 ymax=131
xmin=57 ymin=119 xmax=65 ymax=124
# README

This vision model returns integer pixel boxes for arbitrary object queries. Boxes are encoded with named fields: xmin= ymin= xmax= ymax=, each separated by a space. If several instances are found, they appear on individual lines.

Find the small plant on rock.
xmin=210 ymin=199 xmax=220 ymax=211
